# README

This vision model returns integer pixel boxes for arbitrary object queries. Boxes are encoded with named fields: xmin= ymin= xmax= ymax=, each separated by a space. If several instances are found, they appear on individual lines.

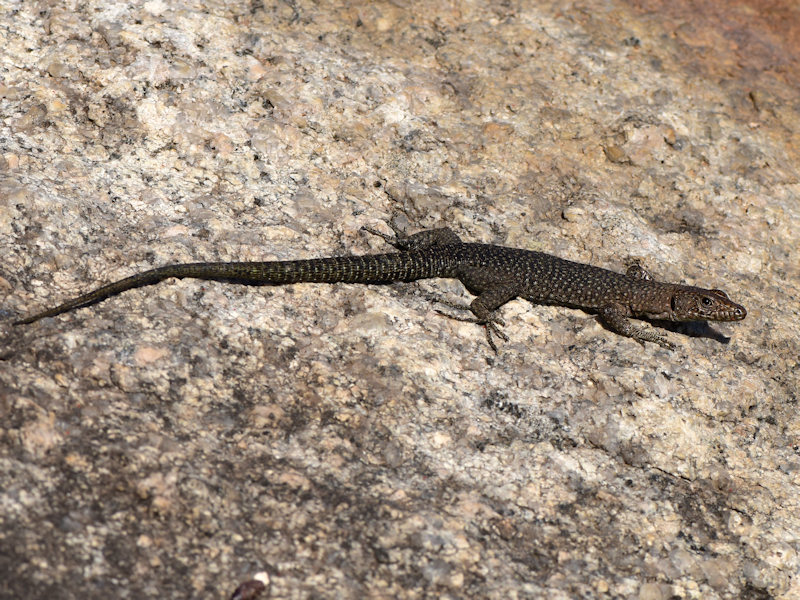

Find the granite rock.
xmin=2 ymin=1 xmax=799 ymax=598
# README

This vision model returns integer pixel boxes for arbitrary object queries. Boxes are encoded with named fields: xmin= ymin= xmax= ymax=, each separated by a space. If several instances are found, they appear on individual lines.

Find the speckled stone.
xmin=2 ymin=1 xmax=799 ymax=599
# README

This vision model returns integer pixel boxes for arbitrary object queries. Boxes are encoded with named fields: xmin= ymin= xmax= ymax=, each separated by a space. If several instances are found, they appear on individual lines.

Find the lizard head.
xmin=670 ymin=287 xmax=747 ymax=322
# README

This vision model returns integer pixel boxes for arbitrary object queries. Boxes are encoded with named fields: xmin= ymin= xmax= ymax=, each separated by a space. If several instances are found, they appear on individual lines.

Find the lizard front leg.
xmin=598 ymin=303 xmax=675 ymax=350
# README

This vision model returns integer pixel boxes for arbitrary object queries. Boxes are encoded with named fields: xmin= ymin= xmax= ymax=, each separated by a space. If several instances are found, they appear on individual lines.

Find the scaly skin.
xmin=14 ymin=226 xmax=747 ymax=351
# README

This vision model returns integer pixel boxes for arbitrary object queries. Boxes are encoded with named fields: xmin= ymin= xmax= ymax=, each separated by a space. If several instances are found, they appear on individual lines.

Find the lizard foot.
xmin=361 ymin=212 xmax=411 ymax=248
xmin=435 ymin=302 xmax=508 ymax=353
xmin=630 ymin=326 xmax=676 ymax=351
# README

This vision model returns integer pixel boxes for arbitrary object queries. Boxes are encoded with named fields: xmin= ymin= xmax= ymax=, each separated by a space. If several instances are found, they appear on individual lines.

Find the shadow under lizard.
xmin=13 ymin=224 xmax=747 ymax=351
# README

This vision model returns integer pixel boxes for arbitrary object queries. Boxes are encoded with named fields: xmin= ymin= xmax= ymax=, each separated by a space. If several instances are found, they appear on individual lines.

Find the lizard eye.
xmin=701 ymin=297 xmax=713 ymax=307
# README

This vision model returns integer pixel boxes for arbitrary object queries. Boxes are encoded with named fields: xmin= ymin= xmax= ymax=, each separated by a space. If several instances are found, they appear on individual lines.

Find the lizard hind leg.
xmin=435 ymin=300 xmax=509 ymax=353
xmin=434 ymin=281 xmax=521 ymax=352
xmin=362 ymin=215 xmax=463 ymax=251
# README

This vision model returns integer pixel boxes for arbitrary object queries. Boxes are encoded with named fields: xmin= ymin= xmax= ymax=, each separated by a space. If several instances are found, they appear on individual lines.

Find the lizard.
xmin=12 ymin=222 xmax=747 ymax=351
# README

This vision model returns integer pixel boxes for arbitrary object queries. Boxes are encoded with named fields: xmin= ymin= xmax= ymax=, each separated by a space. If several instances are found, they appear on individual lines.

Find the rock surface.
xmin=1 ymin=1 xmax=798 ymax=598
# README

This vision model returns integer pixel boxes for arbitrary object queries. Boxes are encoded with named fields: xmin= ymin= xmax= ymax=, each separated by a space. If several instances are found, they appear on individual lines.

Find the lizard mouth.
xmin=713 ymin=305 xmax=746 ymax=321
xmin=730 ymin=305 xmax=747 ymax=320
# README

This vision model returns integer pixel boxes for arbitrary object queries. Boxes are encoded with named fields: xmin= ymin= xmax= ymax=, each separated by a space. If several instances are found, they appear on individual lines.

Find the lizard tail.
xmin=14 ymin=253 xmax=441 ymax=325
xmin=14 ymin=264 xmax=190 ymax=325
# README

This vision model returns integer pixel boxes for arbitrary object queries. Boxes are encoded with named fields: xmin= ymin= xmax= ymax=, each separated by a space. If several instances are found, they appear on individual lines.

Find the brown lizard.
xmin=14 ymin=224 xmax=747 ymax=351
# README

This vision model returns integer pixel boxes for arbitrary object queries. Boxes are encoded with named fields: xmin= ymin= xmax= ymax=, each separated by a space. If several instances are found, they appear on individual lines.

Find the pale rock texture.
xmin=1 ymin=0 xmax=799 ymax=598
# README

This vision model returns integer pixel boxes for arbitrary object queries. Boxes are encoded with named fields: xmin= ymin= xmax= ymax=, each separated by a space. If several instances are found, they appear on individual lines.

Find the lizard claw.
xmin=361 ymin=214 xmax=412 ymax=249
xmin=484 ymin=319 xmax=509 ymax=354
xmin=361 ymin=225 xmax=396 ymax=245
xmin=631 ymin=326 xmax=676 ymax=351
xmin=435 ymin=305 xmax=508 ymax=352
